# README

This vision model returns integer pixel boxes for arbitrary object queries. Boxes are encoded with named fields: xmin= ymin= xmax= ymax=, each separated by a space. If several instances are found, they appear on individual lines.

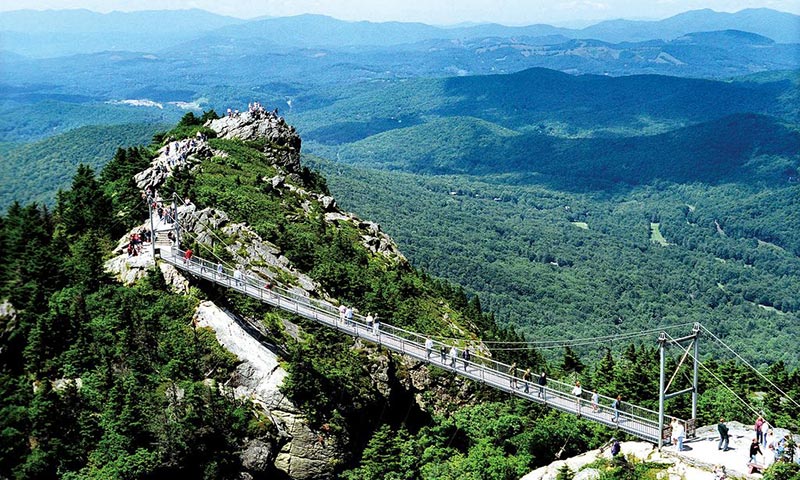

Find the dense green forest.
xmin=0 ymin=123 xmax=165 ymax=209
xmin=308 ymin=158 xmax=800 ymax=368
xmin=1 ymin=114 xmax=799 ymax=479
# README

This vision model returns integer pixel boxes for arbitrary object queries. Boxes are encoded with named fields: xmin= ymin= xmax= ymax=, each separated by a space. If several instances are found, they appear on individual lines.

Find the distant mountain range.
xmin=0 ymin=7 xmax=797 ymax=57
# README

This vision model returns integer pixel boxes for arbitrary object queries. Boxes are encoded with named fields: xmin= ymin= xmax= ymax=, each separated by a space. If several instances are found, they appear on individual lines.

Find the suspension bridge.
xmin=154 ymin=241 xmax=681 ymax=445
xmin=139 ymin=198 xmax=797 ymax=450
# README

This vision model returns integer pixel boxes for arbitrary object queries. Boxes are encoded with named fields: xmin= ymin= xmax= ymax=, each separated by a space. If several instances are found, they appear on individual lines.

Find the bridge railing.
xmin=162 ymin=247 xmax=672 ymax=441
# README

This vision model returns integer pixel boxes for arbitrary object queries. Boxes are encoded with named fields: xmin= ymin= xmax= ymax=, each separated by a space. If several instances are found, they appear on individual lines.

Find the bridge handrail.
xmin=163 ymin=247 xmax=675 ymax=438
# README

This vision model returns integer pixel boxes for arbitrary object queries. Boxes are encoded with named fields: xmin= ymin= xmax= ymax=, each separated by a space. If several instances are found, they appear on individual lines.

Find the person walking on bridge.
xmin=538 ymin=372 xmax=547 ymax=399
xmin=425 ymin=337 xmax=434 ymax=359
xmin=611 ymin=394 xmax=621 ymax=423
xmin=522 ymin=368 xmax=531 ymax=393
xmin=508 ymin=363 xmax=518 ymax=388
xmin=718 ymin=418 xmax=730 ymax=451
xmin=449 ymin=345 xmax=458 ymax=368
xmin=572 ymin=381 xmax=583 ymax=416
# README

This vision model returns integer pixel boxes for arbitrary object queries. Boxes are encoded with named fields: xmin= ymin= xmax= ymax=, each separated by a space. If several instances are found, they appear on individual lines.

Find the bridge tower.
xmin=658 ymin=323 xmax=701 ymax=449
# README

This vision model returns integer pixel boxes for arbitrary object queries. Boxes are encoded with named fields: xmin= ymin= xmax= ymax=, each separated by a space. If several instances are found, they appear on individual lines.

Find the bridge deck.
xmin=160 ymin=246 xmax=676 ymax=444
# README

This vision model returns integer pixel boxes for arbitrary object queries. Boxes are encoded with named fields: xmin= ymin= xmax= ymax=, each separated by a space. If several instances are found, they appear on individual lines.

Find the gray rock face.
xmin=134 ymin=136 xmax=214 ymax=191
xmin=194 ymin=302 xmax=341 ymax=480
xmin=0 ymin=300 xmax=17 ymax=354
xmin=240 ymin=438 xmax=275 ymax=473
xmin=208 ymin=111 xmax=302 ymax=174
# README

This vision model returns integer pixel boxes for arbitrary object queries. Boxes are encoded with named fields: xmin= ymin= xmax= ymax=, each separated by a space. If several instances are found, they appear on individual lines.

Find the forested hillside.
xmin=308 ymin=157 xmax=800 ymax=368
xmin=0 ymin=124 xmax=165 ymax=208
xmin=2 ymin=111 xmax=799 ymax=479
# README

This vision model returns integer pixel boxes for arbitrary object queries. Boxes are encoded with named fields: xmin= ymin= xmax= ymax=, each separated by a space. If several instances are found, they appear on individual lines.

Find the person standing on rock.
xmin=756 ymin=416 xmax=765 ymax=446
xmin=750 ymin=437 xmax=763 ymax=464
xmin=765 ymin=430 xmax=776 ymax=467
xmin=673 ymin=419 xmax=685 ymax=452
xmin=718 ymin=418 xmax=730 ymax=451
xmin=610 ymin=438 xmax=621 ymax=457
xmin=425 ymin=337 xmax=434 ymax=359
xmin=760 ymin=419 xmax=770 ymax=448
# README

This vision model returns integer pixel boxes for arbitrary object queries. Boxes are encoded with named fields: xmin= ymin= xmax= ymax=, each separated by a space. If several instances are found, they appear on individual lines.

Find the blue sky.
xmin=3 ymin=0 xmax=799 ymax=26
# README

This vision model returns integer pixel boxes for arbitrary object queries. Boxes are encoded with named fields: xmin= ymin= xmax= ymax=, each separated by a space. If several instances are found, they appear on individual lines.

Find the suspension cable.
xmin=700 ymin=324 xmax=800 ymax=410
xmin=665 ymin=332 xmax=761 ymax=419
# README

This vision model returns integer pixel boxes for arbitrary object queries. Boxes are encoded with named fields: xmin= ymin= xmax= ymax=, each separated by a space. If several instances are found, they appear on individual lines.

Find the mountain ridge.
xmin=1 ymin=7 xmax=797 ymax=58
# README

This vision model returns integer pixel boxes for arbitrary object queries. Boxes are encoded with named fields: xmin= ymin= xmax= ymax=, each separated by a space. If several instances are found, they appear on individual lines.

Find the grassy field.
xmin=650 ymin=222 xmax=670 ymax=246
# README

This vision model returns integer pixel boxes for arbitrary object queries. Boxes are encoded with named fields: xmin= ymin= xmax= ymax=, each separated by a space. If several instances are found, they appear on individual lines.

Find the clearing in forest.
xmin=650 ymin=222 xmax=670 ymax=246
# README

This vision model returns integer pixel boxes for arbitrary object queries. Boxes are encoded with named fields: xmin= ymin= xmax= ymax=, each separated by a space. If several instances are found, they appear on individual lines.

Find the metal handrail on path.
xmin=160 ymin=246 xmax=678 ymax=444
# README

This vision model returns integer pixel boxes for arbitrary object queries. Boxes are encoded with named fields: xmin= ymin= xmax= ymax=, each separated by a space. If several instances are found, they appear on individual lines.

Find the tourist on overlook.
xmin=766 ymin=429 xmax=777 ymax=465
xmin=760 ymin=419 xmax=770 ymax=448
xmin=610 ymin=438 xmax=621 ymax=457
xmin=718 ymin=418 xmax=730 ymax=451
xmin=671 ymin=419 xmax=685 ymax=452
xmin=750 ymin=437 xmax=763 ymax=463
xmin=756 ymin=416 xmax=765 ymax=445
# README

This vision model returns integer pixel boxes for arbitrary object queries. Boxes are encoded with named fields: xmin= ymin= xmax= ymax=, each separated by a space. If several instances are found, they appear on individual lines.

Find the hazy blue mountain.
xmin=0 ymin=9 xmax=243 ymax=57
xmin=2 ymin=7 xmax=797 ymax=59
xmin=297 ymin=67 xmax=797 ymax=143
xmin=202 ymin=13 xmax=445 ymax=47
xmin=198 ymin=9 xmax=800 ymax=47
xmin=580 ymin=8 xmax=800 ymax=43
xmin=313 ymin=113 xmax=799 ymax=191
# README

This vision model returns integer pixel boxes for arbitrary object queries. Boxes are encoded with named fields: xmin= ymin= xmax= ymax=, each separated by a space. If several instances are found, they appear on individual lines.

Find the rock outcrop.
xmin=521 ymin=421 xmax=800 ymax=480
xmin=0 ymin=300 xmax=17 ymax=355
xmin=134 ymin=135 xmax=214 ymax=191
xmin=194 ymin=301 xmax=342 ymax=480
xmin=208 ymin=111 xmax=302 ymax=175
